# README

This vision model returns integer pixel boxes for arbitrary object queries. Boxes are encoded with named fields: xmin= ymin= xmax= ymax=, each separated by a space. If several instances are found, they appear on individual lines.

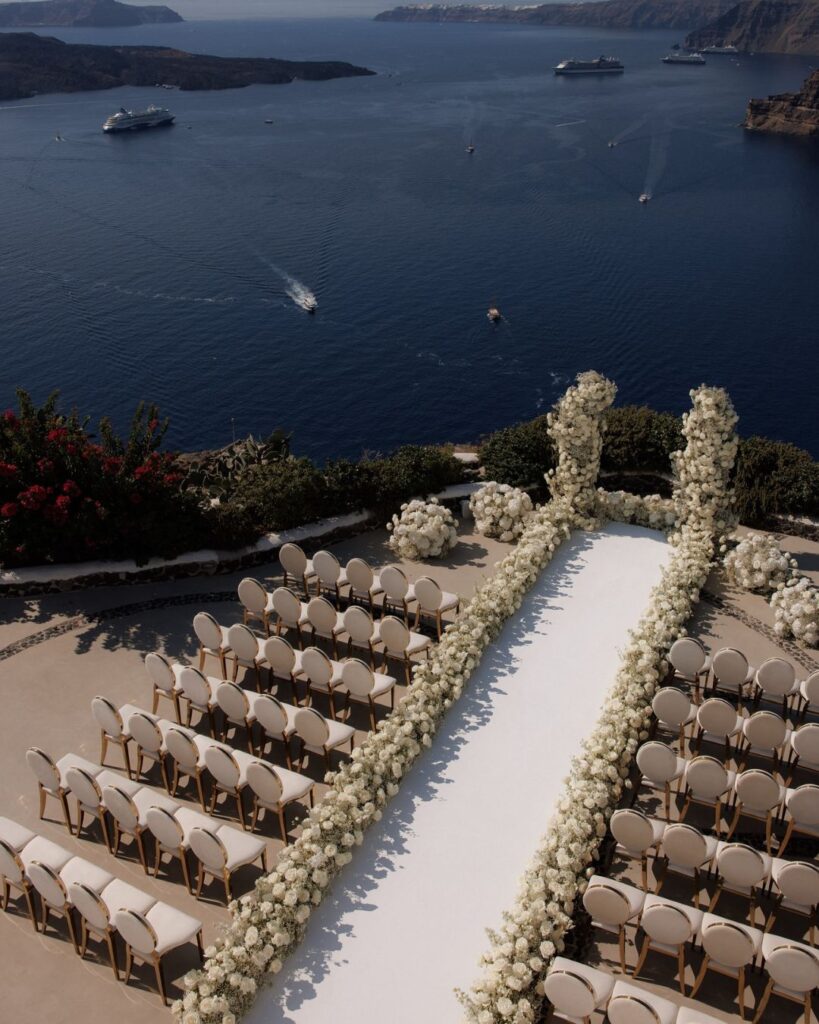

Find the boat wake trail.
xmin=269 ymin=264 xmax=317 ymax=312
xmin=643 ymin=123 xmax=671 ymax=198
xmin=609 ymin=115 xmax=648 ymax=147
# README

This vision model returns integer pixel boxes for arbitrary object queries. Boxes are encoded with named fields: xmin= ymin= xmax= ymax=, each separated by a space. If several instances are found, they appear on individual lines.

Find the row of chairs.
xmin=0 ymin=815 xmax=203 ymax=1005
xmin=669 ymin=637 xmax=819 ymax=716
xmin=275 ymin=543 xmax=461 ymax=634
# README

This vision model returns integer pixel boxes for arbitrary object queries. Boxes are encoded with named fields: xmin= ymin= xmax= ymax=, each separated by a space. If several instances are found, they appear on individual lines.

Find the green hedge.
xmin=478 ymin=415 xmax=554 ymax=495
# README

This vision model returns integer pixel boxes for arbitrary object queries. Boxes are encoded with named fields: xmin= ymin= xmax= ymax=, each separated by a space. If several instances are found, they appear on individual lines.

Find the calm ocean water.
xmin=1 ymin=18 xmax=817 ymax=459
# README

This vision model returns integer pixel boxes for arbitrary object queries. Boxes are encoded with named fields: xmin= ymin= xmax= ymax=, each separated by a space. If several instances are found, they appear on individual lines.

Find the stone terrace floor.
xmin=0 ymin=524 xmax=817 ymax=1024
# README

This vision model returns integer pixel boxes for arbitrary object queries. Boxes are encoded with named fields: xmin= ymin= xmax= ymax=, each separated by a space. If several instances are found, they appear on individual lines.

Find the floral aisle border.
xmin=173 ymin=372 xmax=616 ymax=1024
xmin=460 ymin=384 xmax=739 ymax=1024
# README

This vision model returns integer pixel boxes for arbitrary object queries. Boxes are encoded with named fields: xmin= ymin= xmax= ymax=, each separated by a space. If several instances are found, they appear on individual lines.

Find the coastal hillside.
xmin=0 ymin=0 xmax=182 ymax=26
xmin=686 ymin=0 xmax=819 ymax=53
xmin=375 ymin=1 xmax=735 ymax=30
xmin=744 ymin=68 xmax=819 ymax=133
xmin=0 ymin=32 xmax=375 ymax=100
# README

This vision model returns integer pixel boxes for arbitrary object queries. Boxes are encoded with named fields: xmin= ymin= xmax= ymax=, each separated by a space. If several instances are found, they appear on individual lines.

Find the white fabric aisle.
xmin=247 ymin=523 xmax=671 ymax=1024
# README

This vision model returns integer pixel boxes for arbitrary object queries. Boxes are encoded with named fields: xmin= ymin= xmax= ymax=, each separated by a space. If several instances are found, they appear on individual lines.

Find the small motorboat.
xmin=265 ymin=119 xmax=274 ymax=125
xmin=639 ymin=193 xmax=651 ymax=203
xmin=608 ymin=141 xmax=617 ymax=148
xmin=302 ymin=298 xmax=317 ymax=314
xmin=487 ymin=306 xmax=502 ymax=323
xmin=466 ymin=144 xmax=475 ymax=154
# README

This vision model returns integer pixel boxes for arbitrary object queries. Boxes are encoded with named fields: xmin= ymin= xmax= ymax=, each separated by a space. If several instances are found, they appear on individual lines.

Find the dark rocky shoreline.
xmin=0 ymin=0 xmax=181 ymax=27
xmin=744 ymin=69 xmax=819 ymax=136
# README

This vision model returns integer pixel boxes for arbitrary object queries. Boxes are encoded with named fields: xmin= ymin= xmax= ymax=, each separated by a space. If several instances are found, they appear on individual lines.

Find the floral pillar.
xmin=546 ymin=371 xmax=617 ymax=521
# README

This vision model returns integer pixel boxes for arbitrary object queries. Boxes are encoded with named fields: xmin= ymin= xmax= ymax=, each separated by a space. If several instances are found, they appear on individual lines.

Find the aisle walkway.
xmin=247 ymin=523 xmax=671 ymax=1024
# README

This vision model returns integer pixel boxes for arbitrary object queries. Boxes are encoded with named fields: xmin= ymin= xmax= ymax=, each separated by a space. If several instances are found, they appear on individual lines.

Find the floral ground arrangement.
xmin=173 ymin=373 xmax=741 ymax=1024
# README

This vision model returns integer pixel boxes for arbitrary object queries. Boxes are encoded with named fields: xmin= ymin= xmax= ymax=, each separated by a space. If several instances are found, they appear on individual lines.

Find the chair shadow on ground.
xmin=255 ymin=533 xmax=597 ymax=1022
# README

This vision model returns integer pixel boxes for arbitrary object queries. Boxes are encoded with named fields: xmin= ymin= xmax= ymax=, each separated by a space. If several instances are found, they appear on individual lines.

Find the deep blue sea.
xmin=1 ymin=17 xmax=817 ymax=459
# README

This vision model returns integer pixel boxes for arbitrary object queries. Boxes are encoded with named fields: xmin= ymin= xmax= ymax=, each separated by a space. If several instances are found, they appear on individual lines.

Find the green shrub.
xmin=478 ymin=415 xmax=553 ymax=492
xmin=365 ymin=445 xmax=465 ymax=513
xmin=602 ymin=406 xmax=683 ymax=473
xmin=230 ymin=458 xmax=328 ymax=533
xmin=733 ymin=436 xmax=819 ymax=527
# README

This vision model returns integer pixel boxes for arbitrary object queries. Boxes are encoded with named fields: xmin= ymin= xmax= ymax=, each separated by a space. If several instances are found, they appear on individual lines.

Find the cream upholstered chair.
xmin=635 ymin=741 xmax=685 ymax=819
xmin=379 ymin=614 xmax=432 ymax=686
xmin=581 ymin=875 xmax=644 ymax=973
xmin=768 ymin=858 xmax=819 ymax=944
xmin=680 ymin=755 xmax=736 ymax=834
xmin=178 ymin=666 xmax=219 ymax=736
xmin=0 ymin=817 xmax=36 ymax=854
xmin=756 ymin=935 xmax=819 ymax=1024
xmin=652 ymin=687 xmax=696 ymax=754
xmin=785 ymin=723 xmax=819 ymax=784
xmin=188 ymin=825 xmax=267 ymax=903
xmin=114 ymin=902 xmax=203 ymax=1005
xmin=754 ymin=657 xmax=798 ymax=714
xmin=259 ymin=634 xmax=306 ymax=702
xmin=633 ymin=894 xmax=702 ymax=995
xmin=64 ymin=765 xmax=122 ymax=850
xmin=70 ymin=876 xmax=155 ymax=980
xmin=301 ymin=646 xmax=346 ymax=719
xmin=203 ymin=745 xmax=250 ymax=829
xmin=607 ymin=980 xmax=678 ymax=1024
xmin=246 ymin=760 xmax=314 ymax=844
xmin=739 ymin=710 xmax=790 ymax=773
xmin=293 ymin=706 xmax=355 ymax=772
xmin=690 ymin=913 xmax=763 ymax=1018
xmin=0 ymin=834 xmax=71 ymax=928
xmin=380 ymin=564 xmax=417 ymax=623
xmin=32 ymin=856 xmax=113 ymax=949
xmin=272 ymin=587 xmax=310 ymax=647
xmin=129 ymin=711 xmax=171 ymax=790
xmin=726 ymin=768 xmax=785 ymax=853
xmin=226 ymin=622 xmax=264 ymax=692
xmin=193 ymin=611 xmax=232 ymax=677
xmin=237 ymin=577 xmax=275 ymax=635
xmin=668 ymin=636 xmax=710 ymax=702
xmin=695 ymin=697 xmax=745 ymax=762
xmin=709 ymin=841 xmax=771 ymax=921
xmin=340 ymin=659 xmax=397 ymax=731
xmin=543 ymin=957 xmax=615 ymax=1023
xmin=145 ymin=651 xmax=184 ymax=721
xmin=414 ymin=576 xmax=460 ymax=639
xmin=92 ymin=695 xmax=138 ymax=777
xmin=279 ymin=542 xmax=317 ymax=597
xmin=306 ymin=597 xmax=346 ymax=659
xmin=610 ymin=808 xmax=665 ymax=891
xmin=657 ymin=822 xmax=718 ymax=907
xmin=343 ymin=605 xmax=382 ymax=667
xmin=779 ymin=783 xmax=819 ymax=855
xmin=102 ymin=782 xmax=179 ymax=869
xmin=313 ymin=550 xmax=349 ymax=602
xmin=26 ymin=748 xmax=103 ymax=835
xmin=711 ymin=647 xmax=756 ymax=706
xmin=254 ymin=694 xmax=297 ymax=768
xmin=144 ymin=805 xmax=198 ymax=892
xmin=346 ymin=557 xmax=384 ymax=612
xmin=215 ymin=680 xmax=259 ymax=753
xmin=798 ymin=670 xmax=819 ymax=720
xmin=163 ymin=727 xmax=217 ymax=809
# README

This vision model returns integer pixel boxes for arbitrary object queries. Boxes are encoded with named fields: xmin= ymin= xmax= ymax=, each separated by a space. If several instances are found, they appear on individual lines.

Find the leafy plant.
xmin=478 ymin=415 xmax=553 ymax=493
xmin=602 ymin=406 xmax=683 ymax=473
xmin=732 ymin=436 xmax=819 ymax=527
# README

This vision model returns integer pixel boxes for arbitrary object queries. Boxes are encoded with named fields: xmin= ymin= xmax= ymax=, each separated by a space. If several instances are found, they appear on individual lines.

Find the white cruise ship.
xmin=102 ymin=105 xmax=175 ymax=133
xmin=662 ymin=52 xmax=706 ymax=64
xmin=554 ymin=56 xmax=624 ymax=75
xmin=702 ymin=44 xmax=739 ymax=54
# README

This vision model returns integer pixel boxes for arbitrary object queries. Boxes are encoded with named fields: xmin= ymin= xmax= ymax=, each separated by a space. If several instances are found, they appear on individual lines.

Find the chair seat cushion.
xmin=609 ymin=980 xmax=678 ymax=1024
xmin=367 ymin=672 xmax=398 ymax=699
xmin=325 ymin=719 xmax=356 ymax=748
xmin=56 ymin=753 xmax=103 ymax=785
xmin=116 ymin=703 xmax=145 ymax=737
xmin=132 ymin=786 xmax=180 ymax=825
xmin=404 ymin=631 xmax=431 ymax=655
xmin=352 ymin=577 xmax=383 ymax=597
xmin=0 ymin=816 xmax=36 ymax=852
xmin=193 ymin=734 xmax=222 ymax=765
xmin=20 ymin=835 xmax=72 ymax=873
xmin=425 ymin=590 xmax=459 ymax=613
xmin=642 ymin=893 xmax=704 ymax=935
xmin=99 ymin=877 xmax=155 ymax=917
xmin=274 ymin=766 xmax=314 ymax=805
xmin=60 ymin=856 xmax=115 ymax=895
xmin=587 ymin=875 xmax=645 ymax=918
xmin=214 ymin=824 xmax=267 ymax=871
xmin=145 ymin=900 xmax=202 ymax=955
xmin=97 ymin=769 xmax=142 ymax=798
xmin=175 ymin=806 xmax=213 ymax=842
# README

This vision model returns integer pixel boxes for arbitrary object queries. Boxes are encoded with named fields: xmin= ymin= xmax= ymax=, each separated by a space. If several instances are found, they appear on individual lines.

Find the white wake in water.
xmin=269 ymin=263 xmax=317 ymax=311
xmin=643 ymin=126 xmax=671 ymax=198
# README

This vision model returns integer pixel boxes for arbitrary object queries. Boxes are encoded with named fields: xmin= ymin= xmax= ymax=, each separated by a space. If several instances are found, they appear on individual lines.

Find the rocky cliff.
xmin=686 ymin=0 xmax=819 ymax=54
xmin=0 ymin=32 xmax=375 ymax=101
xmin=0 ymin=0 xmax=182 ymax=26
xmin=744 ymin=68 xmax=819 ymax=134
xmin=376 ymin=1 xmax=734 ymax=30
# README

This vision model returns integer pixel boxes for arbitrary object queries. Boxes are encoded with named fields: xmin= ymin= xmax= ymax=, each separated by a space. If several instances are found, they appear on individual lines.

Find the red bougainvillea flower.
xmin=102 ymin=456 xmax=122 ymax=475
xmin=55 ymin=495 xmax=71 ymax=512
xmin=148 ymin=418 xmax=159 ymax=431
xmin=36 ymin=458 xmax=55 ymax=475
xmin=18 ymin=485 xmax=48 ymax=510
xmin=65 ymin=443 xmax=78 ymax=456
xmin=134 ymin=464 xmax=152 ymax=479
xmin=2 ymin=410 xmax=18 ymax=428
xmin=163 ymin=473 xmax=181 ymax=486
xmin=46 ymin=427 xmax=68 ymax=444
xmin=62 ymin=480 xmax=81 ymax=497
xmin=1 ymin=502 xmax=18 ymax=518
xmin=0 ymin=461 xmax=18 ymax=478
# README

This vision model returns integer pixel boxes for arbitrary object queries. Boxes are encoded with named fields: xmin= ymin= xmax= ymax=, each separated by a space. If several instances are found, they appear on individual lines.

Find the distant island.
xmin=0 ymin=0 xmax=182 ymax=27
xmin=0 ymin=32 xmax=375 ymax=101
xmin=375 ymin=1 xmax=734 ymax=31
xmin=686 ymin=0 xmax=819 ymax=54
xmin=744 ymin=68 xmax=819 ymax=134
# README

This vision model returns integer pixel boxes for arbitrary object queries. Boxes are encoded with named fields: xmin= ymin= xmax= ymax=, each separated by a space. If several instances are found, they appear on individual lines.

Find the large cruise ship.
xmin=102 ymin=105 xmax=175 ymax=133
xmin=701 ymin=44 xmax=739 ymax=54
xmin=554 ymin=56 xmax=624 ymax=75
xmin=662 ymin=52 xmax=706 ymax=64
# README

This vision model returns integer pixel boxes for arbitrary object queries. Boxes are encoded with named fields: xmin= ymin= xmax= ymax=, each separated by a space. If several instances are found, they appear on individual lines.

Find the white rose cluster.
xmin=546 ymin=371 xmax=618 ymax=520
xmin=724 ymin=532 xmax=797 ymax=593
xmin=596 ymin=489 xmax=676 ymax=533
xmin=470 ymin=483 xmax=534 ymax=542
xmin=386 ymin=497 xmax=458 ymax=561
xmin=771 ymin=575 xmax=819 ymax=647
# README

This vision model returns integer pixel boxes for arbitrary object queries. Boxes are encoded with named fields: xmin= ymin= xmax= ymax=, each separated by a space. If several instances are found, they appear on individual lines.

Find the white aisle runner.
xmin=247 ymin=523 xmax=671 ymax=1024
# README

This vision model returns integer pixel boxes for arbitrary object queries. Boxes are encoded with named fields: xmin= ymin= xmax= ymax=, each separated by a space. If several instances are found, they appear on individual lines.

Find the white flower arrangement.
xmin=546 ymin=371 xmax=617 ymax=520
xmin=386 ymin=497 xmax=459 ymax=561
xmin=470 ymin=483 xmax=534 ymax=542
xmin=724 ymin=532 xmax=797 ymax=593
xmin=771 ymin=575 xmax=819 ymax=647
xmin=596 ymin=489 xmax=676 ymax=533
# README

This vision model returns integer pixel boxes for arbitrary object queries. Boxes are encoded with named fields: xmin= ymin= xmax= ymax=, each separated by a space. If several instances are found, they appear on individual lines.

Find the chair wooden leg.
xmin=195 ymin=770 xmax=206 ymax=811
xmin=65 ymin=907 xmax=79 ymax=953
xmin=120 ymin=738 xmax=132 ymax=779
xmin=632 ymin=937 xmax=649 ymax=980
xmin=677 ymin=946 xmax=687 ymax=995
xmin=152 ymin=687 xmax=160 ymax=715
xmin=100 ymin=732 xmax=109 ymax=765
xmin=278 ymin=806 xmax=288 ymax=845
xmin=618 ymin=926 xmax=627 ymax=974
xmin=195 ymin=863 xmax=205 ymax=899
xmin=155 ymin=957 xmax=169 ymax=1006
xmin=236 ymin=792 xmax=247 ymax=830
xmin=22 ymin=885 xmax=37 ymax=929
xmin=689 ymin=956 xmax=710 ymax=998
xmin=738 ymin=966 xmax=746 ymax=1020
xmin=223 ymin=870 xmax=232 ymax=904
xmin=124 ymin=944 xmax=134 ymax=985
xmin=136 ymin=831 xmax=149 ymax=871
xmin=59 ymin=792 xmax=73 ymax=834
xmin=179 ymin=850 xmax=192 ymax=893
xmin=106 ymin=930 xmax=119 ymax=980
